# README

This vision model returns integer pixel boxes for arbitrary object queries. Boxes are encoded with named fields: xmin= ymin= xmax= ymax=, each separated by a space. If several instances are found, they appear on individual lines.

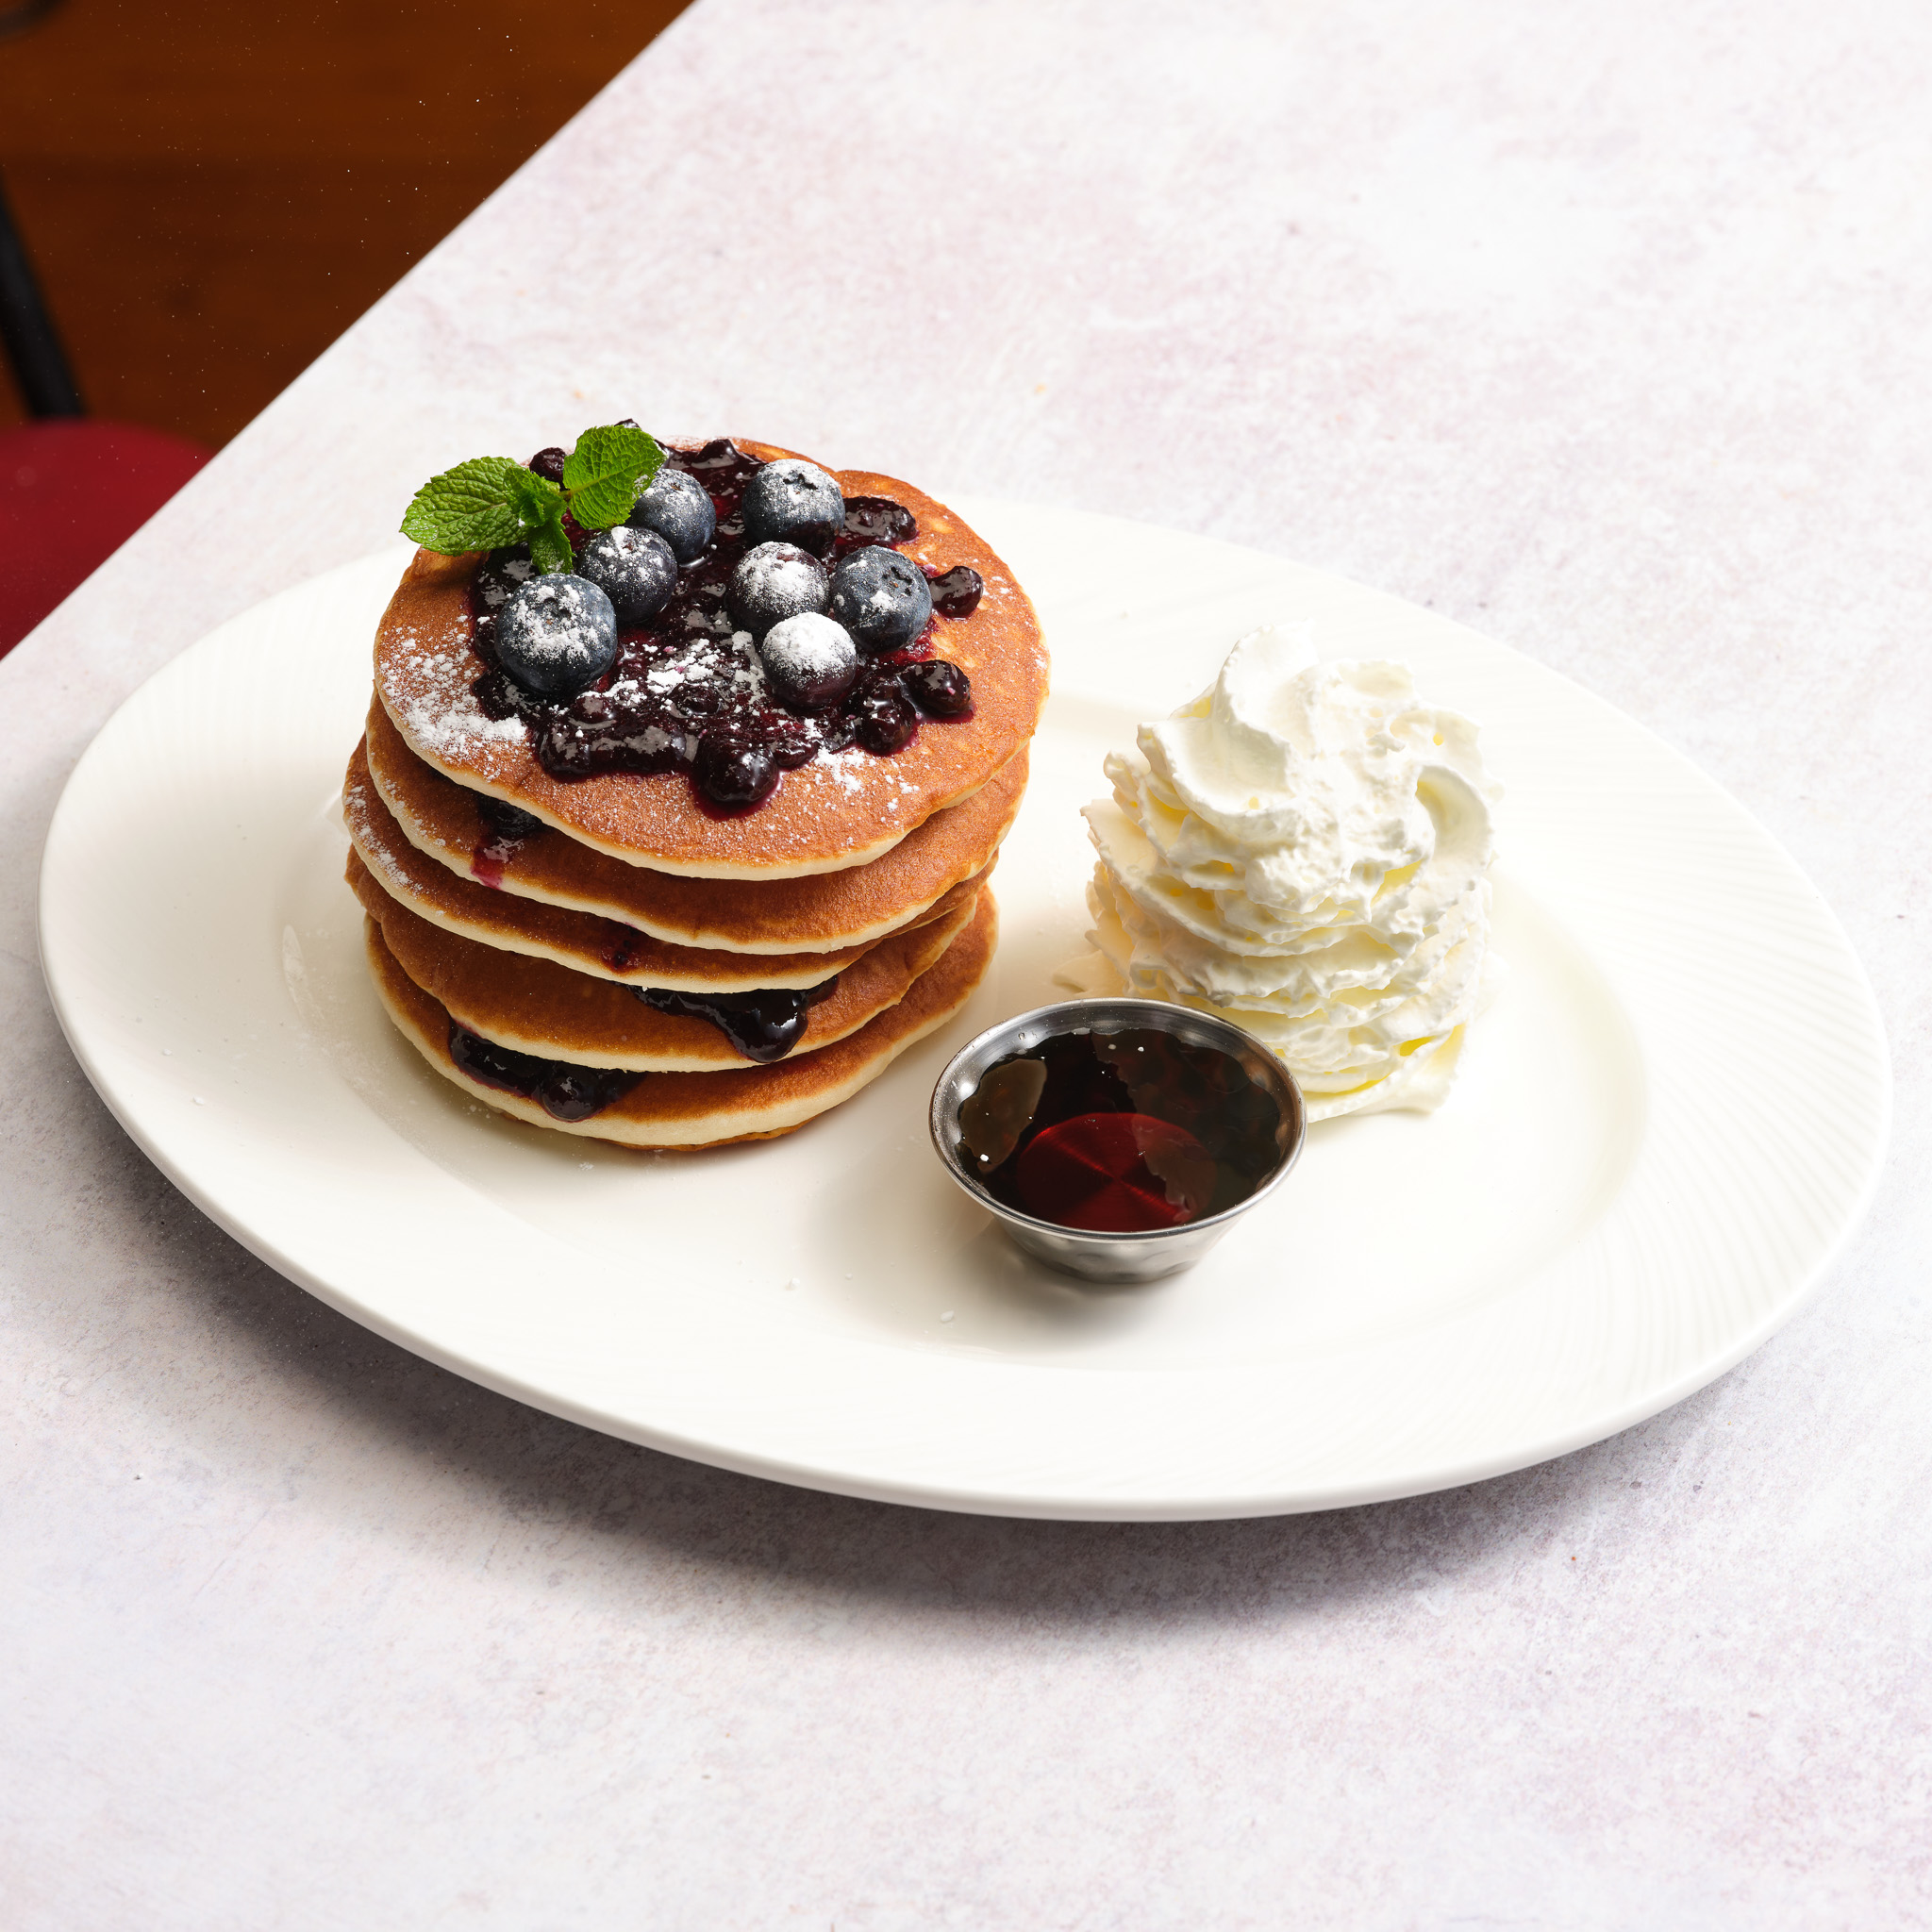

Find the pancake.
xmin=349 ymin=846 xmax=975 ymax=1071
xmin=371 ymin=443 xmax=1048 ymax=879
xmin=364 ymin=892 xmax=998 ymax=1148
xmin=344 ymin=737 xmax=989 ymax=991
xmin=363 ymin=698 xmax=1026 ymax=954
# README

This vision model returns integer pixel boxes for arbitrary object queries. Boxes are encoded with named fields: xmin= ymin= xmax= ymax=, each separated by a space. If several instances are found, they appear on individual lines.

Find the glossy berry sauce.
xmin=448 ymin=1022 xmax=641 ymax=1122
xmin=958 ymin=1027 xmax=1286 ymax=1234
xmin=468 ymin=440 xmax=979 ymax=814
xmin=838 ymin=496 xmax=917 ymax=555
xmin=635 ymin=974 xmax=840 ymax=1063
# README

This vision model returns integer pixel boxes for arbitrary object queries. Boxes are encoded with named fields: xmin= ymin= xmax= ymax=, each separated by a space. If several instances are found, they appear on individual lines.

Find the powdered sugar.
xmin=379 ymin=623 xmax=530 ymax=763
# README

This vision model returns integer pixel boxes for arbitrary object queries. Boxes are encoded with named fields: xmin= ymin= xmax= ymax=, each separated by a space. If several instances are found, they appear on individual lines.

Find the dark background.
xmin=0 ymin=0 xmax=691 ymax=446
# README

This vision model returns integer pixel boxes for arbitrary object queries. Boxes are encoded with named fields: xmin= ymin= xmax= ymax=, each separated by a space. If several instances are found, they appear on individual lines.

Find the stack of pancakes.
xmin=343 ymin=450 xmax=1047 ymax=1148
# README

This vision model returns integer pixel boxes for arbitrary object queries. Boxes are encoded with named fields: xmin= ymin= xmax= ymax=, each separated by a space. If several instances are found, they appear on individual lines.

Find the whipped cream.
xmin=1056 ymin=624 xmax=1501 ymax=1121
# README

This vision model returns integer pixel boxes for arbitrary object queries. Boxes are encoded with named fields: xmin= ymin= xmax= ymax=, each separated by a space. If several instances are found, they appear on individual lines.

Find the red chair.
xmin=0 ymin=420 xmax=209 ymax=654
xmin=1 ymin=167 xmax=208 ymax=657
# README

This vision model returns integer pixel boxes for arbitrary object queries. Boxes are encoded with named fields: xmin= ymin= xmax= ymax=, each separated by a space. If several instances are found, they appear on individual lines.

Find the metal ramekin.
xmin=929 ymin=997 xmax=1307 ymax=1283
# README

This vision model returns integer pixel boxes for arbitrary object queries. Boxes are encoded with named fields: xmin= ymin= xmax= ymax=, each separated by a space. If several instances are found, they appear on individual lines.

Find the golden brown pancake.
xmin=349 ymin=847 xmax=975 ymax=1071
xmin=371 ymin=443 xmax=1048 ymax=879
xmin=364 ymin=892 xmax=998 ymax=1148
xmin=344 ymin=737 xmax=988 ymax=991
xmin=363 ymin=698 xmax=1026 ymax=954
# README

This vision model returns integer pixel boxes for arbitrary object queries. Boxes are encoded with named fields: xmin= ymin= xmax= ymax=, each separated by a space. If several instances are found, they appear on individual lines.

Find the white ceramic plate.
xmin=39 ymin=506 xmax=1890 ymax=1519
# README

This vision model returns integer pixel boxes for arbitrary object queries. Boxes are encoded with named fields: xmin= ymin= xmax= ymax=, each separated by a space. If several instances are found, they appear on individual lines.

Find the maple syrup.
xmin=957 ymin=1025 xmax=1286 ymax=1234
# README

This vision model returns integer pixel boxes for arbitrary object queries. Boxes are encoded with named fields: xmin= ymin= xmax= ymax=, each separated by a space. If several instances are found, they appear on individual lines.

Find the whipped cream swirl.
xmin=1057 ymin=624 xmax=1502 ymax=1120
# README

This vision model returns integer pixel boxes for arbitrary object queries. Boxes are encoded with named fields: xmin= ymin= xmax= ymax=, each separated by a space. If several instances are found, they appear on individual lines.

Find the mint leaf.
xmin=400 ymin=456 xmax=530 ymax=553
xmin=500 ymin=467 xmax=571 ymax=572
xmin=562 ymin=423 xmax=664 ymax=529
xmin=502 ymin=465 xmax=564 ymax=526
xmin=526 ymin=518 xmax=574 ymax=575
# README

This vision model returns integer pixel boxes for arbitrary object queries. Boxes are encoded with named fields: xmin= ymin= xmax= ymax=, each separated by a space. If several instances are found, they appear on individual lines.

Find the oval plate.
xmin=38 ymin=506 xmax=1890 ymax=1519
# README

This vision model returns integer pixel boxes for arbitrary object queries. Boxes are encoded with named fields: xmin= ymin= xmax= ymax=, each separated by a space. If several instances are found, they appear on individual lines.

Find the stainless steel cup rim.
xmin=928 ymin=996 xmax=1307 ymax=1250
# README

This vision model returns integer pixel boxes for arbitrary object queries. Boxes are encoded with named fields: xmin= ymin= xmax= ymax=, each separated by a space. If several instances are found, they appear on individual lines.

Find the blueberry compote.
xmin=467 ymin=441 xmax=979 ymax=814
xmin=449 ymin=1023 xmax=641 ymax=1122
xmin=634 ymin=974 xmax=839 ymax=1064
xmin=958 ymin=1027 xmax=1287 ymax=1234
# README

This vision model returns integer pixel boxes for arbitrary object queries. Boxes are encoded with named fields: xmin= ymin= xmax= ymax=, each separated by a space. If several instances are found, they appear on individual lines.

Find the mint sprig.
xmin=400 ymin=424 xmax=667 ymax=572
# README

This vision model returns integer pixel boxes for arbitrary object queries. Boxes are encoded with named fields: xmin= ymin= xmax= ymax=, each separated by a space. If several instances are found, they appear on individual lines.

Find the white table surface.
xmin=6 ymin=1 xmax=1927 ymax=1923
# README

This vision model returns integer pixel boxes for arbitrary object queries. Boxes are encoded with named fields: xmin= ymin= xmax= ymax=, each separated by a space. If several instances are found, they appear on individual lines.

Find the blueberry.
xmin=627 ymin=466 xmax=716 ymax=563
xmin=829 ymin=546 xmax=933 ymax=654
xmin=900 ymin=658 xmax=974 ymax=717
xmin=576 ymin=525 xmax=677 ymax=625
xmin=758 ymin=611 xmax=859 ymax=714
xmin=533 ymin=1062 xmax=637 ymax=1123
xmin=494 ymin=575 xmax=619 ymax=696
xmin=741 ymin=458 xmax=845 ymax=552
xmin=928 ymin=564 xmax=985 ymax=618
xmin=855 ymin=689 xmax=919 ymax=755
xmin=694 ymin=727 xmax=779 ymax=811
xmin=728 ymin=541 xmax=830 ymax=638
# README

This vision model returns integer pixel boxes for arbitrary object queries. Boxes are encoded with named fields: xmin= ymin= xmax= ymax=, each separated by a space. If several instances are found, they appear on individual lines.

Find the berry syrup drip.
xmin=465 ymin=441 xmax=980 ymax=812
xmin=634 ymin=974 xmax=840 ymax=1064
xmin=448 ymin=1022 xmax=642 ymax=1122
xmin=958 ymin=1027 xmax=1286 ymax=1233
xmin=470 ymin=794 xmax=547 ymax=890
